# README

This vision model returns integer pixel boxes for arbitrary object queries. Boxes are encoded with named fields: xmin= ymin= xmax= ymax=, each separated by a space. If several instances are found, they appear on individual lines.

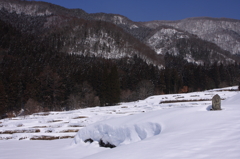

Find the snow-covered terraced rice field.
xmin=0 ymin=86 xmax=238 ymax=141
xmin=1 ymin=86 xmax=240 ymax=159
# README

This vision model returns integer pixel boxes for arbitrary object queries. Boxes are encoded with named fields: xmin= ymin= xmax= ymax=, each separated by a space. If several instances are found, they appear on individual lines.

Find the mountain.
xmin=142 ymin=17 xmax=240 ymax=55
xmin=0 ymin=0 xmax=163 ymax=66
xmin=144 ymin=25 xmax=236 ymax=64
xmin=89 ymin=13 xmax=239 ymax=64
xmin=1 ymin=0 xmax=240 ymax=64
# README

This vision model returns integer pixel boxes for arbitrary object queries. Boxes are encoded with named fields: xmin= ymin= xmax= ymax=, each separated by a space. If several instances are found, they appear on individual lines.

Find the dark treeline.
xmin=0 ymin=19 xmax=240 ymax=117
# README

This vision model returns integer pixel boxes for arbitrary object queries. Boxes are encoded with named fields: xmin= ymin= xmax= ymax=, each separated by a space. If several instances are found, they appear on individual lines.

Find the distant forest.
xmin=0 ymin=19 xmax=240 ymax=117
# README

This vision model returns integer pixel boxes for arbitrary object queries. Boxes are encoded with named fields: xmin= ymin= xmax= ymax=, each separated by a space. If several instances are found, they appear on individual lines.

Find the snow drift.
xmin=73 ymin=122 xmax=161 ymax=147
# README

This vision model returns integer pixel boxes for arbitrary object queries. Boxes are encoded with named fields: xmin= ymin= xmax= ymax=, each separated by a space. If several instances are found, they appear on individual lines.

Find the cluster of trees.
xmin=0 ymin=18 xmax=240 ymax=118
xmin=164 ymin=53 xmax=240 ymax=93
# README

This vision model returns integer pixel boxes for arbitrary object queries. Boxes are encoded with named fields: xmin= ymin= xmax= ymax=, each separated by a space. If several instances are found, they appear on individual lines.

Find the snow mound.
xmin=73 ymin=122 xmax=161 ymax=147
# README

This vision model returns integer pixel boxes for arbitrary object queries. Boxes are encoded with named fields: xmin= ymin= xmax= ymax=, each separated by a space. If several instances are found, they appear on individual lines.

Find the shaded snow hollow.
xmin=73 ymin=122 xmax=161 ymax=147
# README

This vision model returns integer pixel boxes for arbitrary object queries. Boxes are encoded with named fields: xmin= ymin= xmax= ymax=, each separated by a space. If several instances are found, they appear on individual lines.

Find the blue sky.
xmin=36 ymin=0 xmax=240 ymax=22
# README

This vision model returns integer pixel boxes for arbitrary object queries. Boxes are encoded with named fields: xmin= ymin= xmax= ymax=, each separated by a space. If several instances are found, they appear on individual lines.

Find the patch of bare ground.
xmin=45 ymin=130 xmax=53 ymax=133
xmin=10 ymin=118 xmax=21 ymax=120
xmin=47 ymin=120 xmax=63 ymax=123
xmin=175 ymin=96 xmax=184 ymax=99
xmin=160 ymin=99 xmax=212 ymax=104
xmin=53 ymin=120 xmax=63 ymax=122
xmin=30 ymin=135 xmax=74 ymax=140
xmin=19 ymin=137 xmax=28 ymax=140
xmin=214 ymin=89 xmax=238 ymax=92
xmin=59 ymin=129 xmax=79 ymax=133
xmin=72 ymin=116 xmax=88 ymax=119
xmin=205 ymin=94 xmax=213 ymax=95
xmin=0 ymin=129 xmax=40 ymax=134
xmin=49 ymin=125 xmax=63 ymax=128
xmin=68 ymin=124 xmax=85 ymax=127
xmin=33 ymin=112 xmax=50 ymax=116
xmin=190 ymin=95 xmax=200 ymax=97
xmin=0 ymin=136 xmax=13 ymax=140
xmin=32 ymin=126 xmax=47 ymax=128
xmin=17 ymin=124 xmax=23 ymax=127
xmin=116 ymin=112 xmax=127 ymax=114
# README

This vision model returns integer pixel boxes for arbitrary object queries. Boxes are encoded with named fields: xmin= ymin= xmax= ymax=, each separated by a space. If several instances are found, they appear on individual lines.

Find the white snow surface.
xmin=1 ymin=86 xmax=240 ymax=159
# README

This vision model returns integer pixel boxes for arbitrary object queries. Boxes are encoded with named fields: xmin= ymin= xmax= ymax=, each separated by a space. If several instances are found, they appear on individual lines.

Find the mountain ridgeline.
xmin=0 ymin=0 xmax=240 ymax=116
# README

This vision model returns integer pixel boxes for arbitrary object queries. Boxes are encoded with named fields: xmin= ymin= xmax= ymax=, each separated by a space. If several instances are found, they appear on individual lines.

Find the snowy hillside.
xmin=0 ymin=86 xmax=240 ymax=159
xmin=146 ymin=27 xmax=190 ymax=55
xmin=143 ymin=17 xmax=240 ymax=55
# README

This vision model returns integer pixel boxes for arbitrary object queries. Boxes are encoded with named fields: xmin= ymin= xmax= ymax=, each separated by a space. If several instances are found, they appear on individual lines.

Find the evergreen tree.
xmin=158 ymin=71 xmax=166 ymax=94
xmin=164 ymin=68 xmax=171 ymax=94
xmin=107 ymin=65 xmax=120 ymax=105
xmin=170 ymin=68 xmax=179 ymax=93
xmin=37 ymin=66 xmax=65 ymax=111
xmin=0 ymin=80 xmax=7 ymax=116
xmin=99 ymin=66 xmax=109 ymax=106
xmin=211 ymin=62 xmax=220 ymax=88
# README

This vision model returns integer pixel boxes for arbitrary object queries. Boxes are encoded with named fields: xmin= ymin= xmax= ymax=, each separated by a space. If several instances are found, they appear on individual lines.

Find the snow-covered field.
xmin=0 ymin=86 xmax=239 ymax=159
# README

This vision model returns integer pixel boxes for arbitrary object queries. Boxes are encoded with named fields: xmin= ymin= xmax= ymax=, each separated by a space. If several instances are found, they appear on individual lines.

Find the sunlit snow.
xmin=0 ymin=86 xmax=240 ymax=159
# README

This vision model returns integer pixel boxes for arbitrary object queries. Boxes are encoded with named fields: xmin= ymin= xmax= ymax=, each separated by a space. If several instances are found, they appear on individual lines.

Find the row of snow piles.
xmin=73 ymin=122 xmax=161 ymax=148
